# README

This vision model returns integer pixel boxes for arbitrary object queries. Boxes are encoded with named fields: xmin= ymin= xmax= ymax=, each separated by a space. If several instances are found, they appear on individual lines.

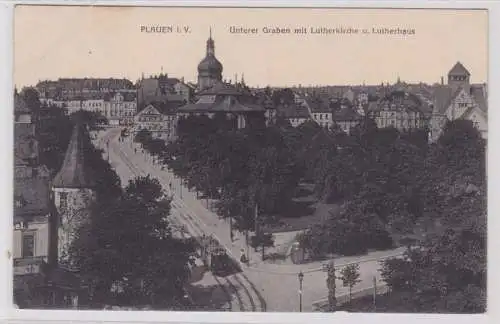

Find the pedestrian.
xmin=240 ymin=249 xmax=248 ymax=265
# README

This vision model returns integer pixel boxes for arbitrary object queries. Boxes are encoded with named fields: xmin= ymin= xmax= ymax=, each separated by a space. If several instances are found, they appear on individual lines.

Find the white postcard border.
xmin=1 ymin=1 xmax=498 ymax=324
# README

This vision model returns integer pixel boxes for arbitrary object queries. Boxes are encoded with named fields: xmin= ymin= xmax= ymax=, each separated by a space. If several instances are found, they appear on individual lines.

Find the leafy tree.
xmin=326 ymin=261 xmax=337 ymax=312
xmin=250 ymin=232 xmax=274 ymax=260
xmin=71 ymin=110 xmax=107 ymax=130
xmin=271 ymin=88 xmax=295 ymax=106
xmin=70 ymin=176 xmax=195 ymax=308
xmin=339 ymin=263 xmax=362 ymax=303
xmin=20 ymin=89 xmax=74 ymax=173
xmin=377 ymin=120 xmax=486 ymax=313
xmin=134 ymin=129 xmax=152 ymax=145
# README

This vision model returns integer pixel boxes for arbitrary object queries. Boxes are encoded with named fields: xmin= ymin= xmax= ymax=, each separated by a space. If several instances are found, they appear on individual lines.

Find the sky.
xmin=13 ymin=6 xmax=488 ymax=88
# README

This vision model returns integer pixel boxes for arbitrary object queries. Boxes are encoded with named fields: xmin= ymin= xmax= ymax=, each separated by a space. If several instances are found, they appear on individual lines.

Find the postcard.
xmin=10 ymin=3 xmax=487 ymax=316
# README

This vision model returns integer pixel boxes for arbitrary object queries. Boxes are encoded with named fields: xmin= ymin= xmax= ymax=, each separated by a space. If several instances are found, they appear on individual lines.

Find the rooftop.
xmin=52 ymin=122 xmax=95 ymax=189
xmin=448 ymin=61 xmax=471 ymax=76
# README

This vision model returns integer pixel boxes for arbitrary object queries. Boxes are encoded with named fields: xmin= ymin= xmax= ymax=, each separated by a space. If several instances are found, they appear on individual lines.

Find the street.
xmin=96 ymin=128 xmax=402 ymax=312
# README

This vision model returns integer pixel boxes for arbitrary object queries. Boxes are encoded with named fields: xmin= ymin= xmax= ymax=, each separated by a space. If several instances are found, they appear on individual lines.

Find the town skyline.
xmin=14 ymin=6 xmax=488 ymax=88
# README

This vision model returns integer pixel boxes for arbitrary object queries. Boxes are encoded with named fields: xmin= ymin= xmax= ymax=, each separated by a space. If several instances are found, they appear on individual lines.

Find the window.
xmin=15 ymin=199 xmax=23 ymax=208
xmin=22 ymin=231 xmax=35 ymax=258
xmin=59 ymin=192 xmax=68 ymax=210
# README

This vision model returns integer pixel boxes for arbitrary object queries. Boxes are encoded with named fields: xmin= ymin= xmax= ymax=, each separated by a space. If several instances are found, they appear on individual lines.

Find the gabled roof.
xmin=178 ymin=94 xmax=264 ymax=113
xmin=333 ymin=107 xmax=362 ymax=121
xmin=197 ymin=81 xmax=242 ymax=96
xmin=52 ymin=122 xmax=95 ymax=189
xmin=448 ymin=61 xmax=471 ymax=76
xmin=137 ymin=104 xmax=162 ymax=116
xmin=306 ymin=97 xmax=331 ymax=113
xmin=277 ymin=103 xmax=310 ymax=119
xmin=462 ymin=104 xmax=487 ymax=122
xmin=158 ymin=76 xmax=181 ymax=86
xmin=470 ymin=84 xmax=488 ymax=115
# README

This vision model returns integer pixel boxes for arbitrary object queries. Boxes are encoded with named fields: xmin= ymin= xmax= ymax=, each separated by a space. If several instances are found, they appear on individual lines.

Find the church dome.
xmin=197 ymin=55 xmax=223 ymax=74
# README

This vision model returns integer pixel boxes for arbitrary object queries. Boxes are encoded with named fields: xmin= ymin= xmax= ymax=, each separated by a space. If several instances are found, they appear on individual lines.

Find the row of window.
xmin=377 ymin=118 xmax=421 ymax=128
xmin=314 ymin=113 xmax=331 ymax=120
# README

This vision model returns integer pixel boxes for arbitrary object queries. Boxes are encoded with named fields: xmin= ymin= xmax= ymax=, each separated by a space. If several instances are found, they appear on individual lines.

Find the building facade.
xmin=178 ymin=82 xmax=266 ymax=129
xmin=136 ymin=73 xmax=192 ymax=110
xmin=276 ymin=103 xmax=311 ymax=127
xmin=368 ymin=90 xmax=428 ymax=132
xmin=430 ymin=62 xmax=488 ymax=142
xmin=133 ymin=103 xmax=177 ymax=142
xmin=306 ymin=97 xmax=334 ymax=129
xmin=13 ymin=95 xmax=88 ymax=309
xmin=36 ymin=78 xmax=137 ymax=125
xmin=332 ymin=106 xmax=363 ymax=135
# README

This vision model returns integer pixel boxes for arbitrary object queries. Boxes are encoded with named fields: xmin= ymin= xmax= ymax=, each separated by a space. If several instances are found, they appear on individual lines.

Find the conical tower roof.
xmin=448 ymin=61 xmax=470 ymax=76
xmin=52 ymin=121 xmax=95 ymax=189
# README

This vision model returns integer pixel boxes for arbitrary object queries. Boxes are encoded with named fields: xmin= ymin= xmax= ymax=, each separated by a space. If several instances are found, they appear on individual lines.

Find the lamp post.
xmin=179 ymin=176 xmax=183 ymax=199
xmin=298 ymin=271 xmax=304 ymax=312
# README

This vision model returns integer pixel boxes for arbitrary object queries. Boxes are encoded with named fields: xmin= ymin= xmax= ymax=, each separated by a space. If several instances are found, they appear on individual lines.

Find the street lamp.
xmin=298 ymin=271 xmax=304 ymax=312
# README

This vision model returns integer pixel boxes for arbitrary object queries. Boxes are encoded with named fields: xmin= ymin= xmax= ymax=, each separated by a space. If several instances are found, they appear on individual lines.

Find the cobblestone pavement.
xmin=95 ymin=129 xmax=404 ymax=312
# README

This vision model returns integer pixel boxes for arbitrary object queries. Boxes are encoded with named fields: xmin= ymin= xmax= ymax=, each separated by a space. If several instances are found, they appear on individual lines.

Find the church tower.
xmin=51 ymin=121 xmax=96 ymax=268
xmin=197 ymin=28 xmax=223 ymax=91
xmin=448 ymin=61 xmax=471 ymax=93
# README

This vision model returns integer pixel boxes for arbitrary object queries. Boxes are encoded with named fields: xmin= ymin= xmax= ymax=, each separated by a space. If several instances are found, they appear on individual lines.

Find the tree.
xmin=134 ymin=129 xmax=152 ymax=145
xmin=70 ymin=176 xmax=195 ymax=308
xmin=71 ymin=110 xmax=107 ymax=130
xmin=250 ymin=232 xmax=274 ymax=260
xmin=339 ymin=263 xmax=362 ymax=303
xmin=326 ymin=261 xmax=337 ymax=312
xmin=377 ymin=119 xmax=486 ymax=313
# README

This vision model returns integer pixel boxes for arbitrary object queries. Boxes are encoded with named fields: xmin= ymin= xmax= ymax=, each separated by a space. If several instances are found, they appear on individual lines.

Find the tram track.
xmin=100 ymin=131 xmax=256 ymax=312
xmin=111 ymin=134 xmax=266 ymax=312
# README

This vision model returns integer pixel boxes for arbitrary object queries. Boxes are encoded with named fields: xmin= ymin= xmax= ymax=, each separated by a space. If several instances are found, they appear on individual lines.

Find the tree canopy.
xmin=69 ymin=176 xmax=195 ymax=308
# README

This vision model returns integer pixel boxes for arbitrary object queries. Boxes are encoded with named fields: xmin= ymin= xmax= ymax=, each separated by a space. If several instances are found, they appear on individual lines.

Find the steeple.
xmin=206 ymin=27 xmax=215 ymax=56
xmin=52 ymin=121 xmax=95 ymax=189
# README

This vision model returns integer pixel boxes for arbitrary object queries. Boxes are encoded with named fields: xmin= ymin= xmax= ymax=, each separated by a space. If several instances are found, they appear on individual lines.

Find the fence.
xmin=312 ymin=284 xmax=390 ymax=312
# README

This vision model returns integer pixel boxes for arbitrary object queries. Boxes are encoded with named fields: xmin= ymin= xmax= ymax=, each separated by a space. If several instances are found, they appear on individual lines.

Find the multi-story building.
xmin=430 ymin=62 xmax=488 ymax=141
xmin=331 ymin=98 xmax=363 ymax=134
xmin=103 ymin=92 xmax=137 ymax=125
xmin=136 ymin=73 xmax=192 ymax=110
xmin=13 ymin=94 xmax=88 ymax=309
xmin=276 ymin=103 xmax=311 ymax=127
xmin=178 ymin=81 xmax=267 ymax=129
xmin=36 ymin=78 xmax=137 ymax=125
xmin=367 ymin=90 xmax=429 ymax=132
xmin=176 ymin=33 xmax=268 ymax=129
xmin=306 ymin=97 xmax=333 ymax=129
xmin=133 ymin=103 xmax=177 ymax=142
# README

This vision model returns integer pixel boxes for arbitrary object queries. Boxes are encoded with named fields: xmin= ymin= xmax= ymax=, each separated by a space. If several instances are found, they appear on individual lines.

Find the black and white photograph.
xmin=10 ymin=4 xmax=487 ymax=315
